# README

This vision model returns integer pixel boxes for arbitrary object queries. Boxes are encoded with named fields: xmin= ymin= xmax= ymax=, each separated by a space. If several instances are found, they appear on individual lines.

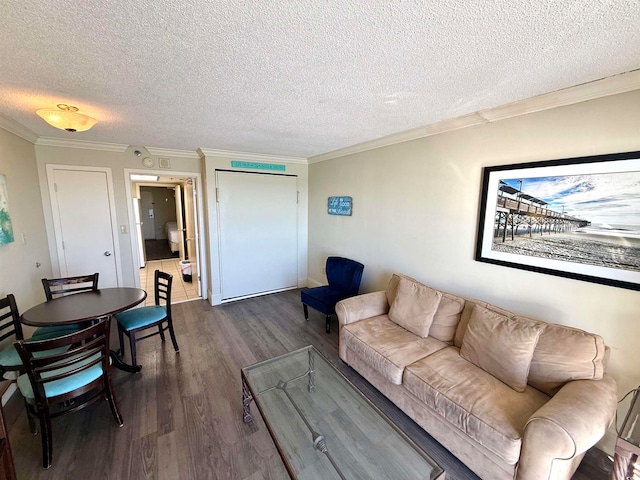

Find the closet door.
xmin=47 ymin=165 xmax=120 ymax=287
xmin=217 ymin=171 xmax=297 ymax=300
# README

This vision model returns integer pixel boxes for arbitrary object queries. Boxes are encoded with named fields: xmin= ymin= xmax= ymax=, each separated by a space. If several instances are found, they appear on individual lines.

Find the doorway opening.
xmin=127 ymin=172 xmax=204 ymax=305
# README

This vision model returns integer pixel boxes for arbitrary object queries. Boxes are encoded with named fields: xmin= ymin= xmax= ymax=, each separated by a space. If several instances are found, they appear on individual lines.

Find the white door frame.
xmin=124 ymin=169 xmax=207 ymax=298
xmin=46 ymin=164 xmax=123 ymax=284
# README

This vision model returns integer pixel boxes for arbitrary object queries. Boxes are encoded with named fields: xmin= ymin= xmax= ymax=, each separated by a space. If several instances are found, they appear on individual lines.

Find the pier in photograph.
xmin=494 ymin=181 xmax=590 ymax=242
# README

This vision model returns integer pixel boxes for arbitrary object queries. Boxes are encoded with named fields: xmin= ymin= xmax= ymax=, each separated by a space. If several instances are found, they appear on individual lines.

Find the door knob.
xmin=104 ymin=251 xmax=112 ymax=256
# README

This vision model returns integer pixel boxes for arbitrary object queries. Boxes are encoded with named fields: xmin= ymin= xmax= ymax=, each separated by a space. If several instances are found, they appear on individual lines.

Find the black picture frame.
xmin=475 ymin=150 xmax=640 ymax=291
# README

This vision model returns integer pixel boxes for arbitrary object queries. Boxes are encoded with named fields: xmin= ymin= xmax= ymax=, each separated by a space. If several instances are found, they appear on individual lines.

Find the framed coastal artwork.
xmin=0 ymin=173 xmax=14 ymax=245
xmin=475 ymin=150 xmax=640 ymax=291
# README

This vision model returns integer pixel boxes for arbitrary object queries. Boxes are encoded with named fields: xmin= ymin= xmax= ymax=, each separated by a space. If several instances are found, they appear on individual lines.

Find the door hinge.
xmin=216 ymin=187 xmax=219 ymax=203
xmin=54 ymin=183 xmax=58 ymax=193
xmin=296 ymin=191 xmax=299 ymax=204
xmin=61 ymin=241 xmax=65 ymax=250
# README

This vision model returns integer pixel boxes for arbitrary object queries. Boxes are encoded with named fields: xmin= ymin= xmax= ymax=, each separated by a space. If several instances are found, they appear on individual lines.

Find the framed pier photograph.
xmin=475 ymin=150 xmax=640 ymax=291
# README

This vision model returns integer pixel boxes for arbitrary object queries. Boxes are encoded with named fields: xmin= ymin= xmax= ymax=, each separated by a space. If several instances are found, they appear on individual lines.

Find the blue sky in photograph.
xmin=501 ymin=171 xmax=640 ymax=227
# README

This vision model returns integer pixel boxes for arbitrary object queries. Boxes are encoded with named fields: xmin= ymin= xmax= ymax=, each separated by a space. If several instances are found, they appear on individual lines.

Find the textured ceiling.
xmin=1 ymin=0 xmax=639 ymax=158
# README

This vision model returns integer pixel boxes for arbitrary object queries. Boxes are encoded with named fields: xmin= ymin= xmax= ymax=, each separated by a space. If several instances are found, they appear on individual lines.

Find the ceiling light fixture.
xmin=36 ymin=104 xmax=97 ymax=132
xmin=131 ymin=174 xmax=159 ymax=182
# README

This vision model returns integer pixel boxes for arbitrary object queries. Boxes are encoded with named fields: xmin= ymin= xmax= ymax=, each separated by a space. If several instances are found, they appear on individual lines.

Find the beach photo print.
xmin=475 ymin=151 xmax=640 ymax=291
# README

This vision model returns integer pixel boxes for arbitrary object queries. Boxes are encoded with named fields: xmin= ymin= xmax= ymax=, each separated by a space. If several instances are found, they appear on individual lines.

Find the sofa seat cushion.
xmin=403 ymin=347 xmax=550 ymax=464
xmin=342 ymin=315 xmax=448 ymax=385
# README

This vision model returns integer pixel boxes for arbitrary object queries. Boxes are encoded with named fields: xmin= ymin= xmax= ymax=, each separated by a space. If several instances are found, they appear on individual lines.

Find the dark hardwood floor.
xmin=8 ymin=289 xmax=613 ymax=479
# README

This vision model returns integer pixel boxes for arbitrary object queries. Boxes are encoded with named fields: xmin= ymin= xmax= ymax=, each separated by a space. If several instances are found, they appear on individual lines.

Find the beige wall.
xmin=308 ymin=89 xmax=640 ymax=452
xmin=34 ymin=145 xmax=201 ymax=287
xmin=140 ymin=186 xmax=177 ymax=240
xmin=0 ymin=129 xmax=53 ymax=310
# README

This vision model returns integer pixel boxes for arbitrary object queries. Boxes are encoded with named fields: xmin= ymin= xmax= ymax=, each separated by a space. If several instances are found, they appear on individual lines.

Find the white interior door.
xmin=133 ymin=197 xmax=146 ymax=268
xmin=47 ymin=166 xmax=120 ymax=287
xmin=174 ymin=185 xmax=185 ymax=260
xmin=183 ymin=179 xmax=200 ymax=295
xmin=217 ymin=171 xmax=297 ymax=300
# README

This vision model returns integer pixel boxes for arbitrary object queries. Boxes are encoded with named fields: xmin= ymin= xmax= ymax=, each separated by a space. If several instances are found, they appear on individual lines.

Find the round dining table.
xmin=21 ymin=287 xmax=147 ymax=373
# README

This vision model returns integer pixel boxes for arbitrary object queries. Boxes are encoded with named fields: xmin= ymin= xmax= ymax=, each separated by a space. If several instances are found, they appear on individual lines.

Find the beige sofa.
xmin=336 ymin=274 xmax=618 ymax=480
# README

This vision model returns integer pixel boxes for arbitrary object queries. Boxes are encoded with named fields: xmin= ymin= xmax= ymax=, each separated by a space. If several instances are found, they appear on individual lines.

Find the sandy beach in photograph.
xmin=492 ymin=231 xmax=640 ymax=271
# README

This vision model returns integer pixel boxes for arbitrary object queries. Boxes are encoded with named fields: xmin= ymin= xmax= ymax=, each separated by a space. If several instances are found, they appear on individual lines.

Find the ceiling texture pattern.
xmin=1 ymin=0 xmax=639 ymax=157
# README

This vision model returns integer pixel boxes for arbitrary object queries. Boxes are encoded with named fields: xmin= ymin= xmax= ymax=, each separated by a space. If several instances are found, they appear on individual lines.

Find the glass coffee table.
xmin=241 ymin=345 xmax=445 ymax=479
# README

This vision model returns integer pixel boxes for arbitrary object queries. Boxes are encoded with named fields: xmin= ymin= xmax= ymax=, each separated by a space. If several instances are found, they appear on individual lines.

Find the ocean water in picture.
xmin=0 ymin=173 xmax=14 ymax=245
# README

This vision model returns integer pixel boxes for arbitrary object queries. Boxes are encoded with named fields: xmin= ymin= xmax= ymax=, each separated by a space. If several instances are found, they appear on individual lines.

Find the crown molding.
xmin=310 ymin=69 xmax=640 ymax=163
xmin=0 ymin=113 xmax=39 ymax=143
xmin=145 ymin=146 xmax=200 ymax=159
xmin=479 ymin=69 xmax=640 ymax=122
xmin=197 ymin=148 xmax=308 ymax=164
xmin=35 ymin=137 xmax=129 ymax=152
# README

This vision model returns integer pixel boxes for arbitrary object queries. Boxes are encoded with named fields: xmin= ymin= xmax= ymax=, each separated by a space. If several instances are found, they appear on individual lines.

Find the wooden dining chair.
xmin=32 ymin=273 xmax=100 ymax=340
xmin=41 ymin=273 xmax=100 ymax=301
xmin=0 ymin=294 xmax=69 ymax=379
xmin=14 ymin=317 xmax=123 ymax=469
xmin=115 ymin=270 xmax=179 ymax=368
xmin=0 ymin=294 xmax=25 ymax=381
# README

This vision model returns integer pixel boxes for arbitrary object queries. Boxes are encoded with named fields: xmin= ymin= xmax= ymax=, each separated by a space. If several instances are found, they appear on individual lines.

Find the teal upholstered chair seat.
xmin=31 ymin=324 xmax=84 ymax=341
xmin=0 ymin=344 xmax=69 ymax=369
xmin=116 ymin=305 xmax=167 ymax=331
xmin=17 ymin=352 xmax=107 ymax=399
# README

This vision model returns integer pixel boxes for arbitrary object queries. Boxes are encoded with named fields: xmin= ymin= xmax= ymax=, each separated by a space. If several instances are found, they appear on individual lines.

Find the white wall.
xmin=308 ymin=89 xmax=640 ymax=452
xmin=0 ymin=129 xmax=53 ymax=309
xmin=34 ymin=145 xmax=201 ymax=287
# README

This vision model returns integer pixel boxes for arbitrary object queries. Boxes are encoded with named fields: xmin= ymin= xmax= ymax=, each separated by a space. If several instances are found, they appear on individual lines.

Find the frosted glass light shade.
xmin=36 ymin=104 xmax=97 ymax=132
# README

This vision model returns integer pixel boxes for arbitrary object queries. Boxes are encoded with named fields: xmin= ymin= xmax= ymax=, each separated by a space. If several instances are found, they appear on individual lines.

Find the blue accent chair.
xmin=115 ymin=270 xmax=179 ymax=368
xmin=301 ymin=256 xmax=364 ymax=333
xmin=14 ymin=317 xmax=123 ymax=469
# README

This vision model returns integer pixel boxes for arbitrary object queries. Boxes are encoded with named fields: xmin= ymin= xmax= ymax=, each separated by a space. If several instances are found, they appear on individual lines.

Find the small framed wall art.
xmin=328 ymin=196 xmax=352 ymax=216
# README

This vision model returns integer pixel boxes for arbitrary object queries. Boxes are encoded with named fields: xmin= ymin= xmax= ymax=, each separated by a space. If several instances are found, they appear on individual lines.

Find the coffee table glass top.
xmin=241 ymin=345 xmax=444 ymax=480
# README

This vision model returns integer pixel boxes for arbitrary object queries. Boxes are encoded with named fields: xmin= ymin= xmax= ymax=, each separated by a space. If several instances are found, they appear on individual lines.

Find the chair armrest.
xmin=336 ymin=291 xmax=389 ymax=327
xmin=516 ymin=375 xmax=617 ymax=480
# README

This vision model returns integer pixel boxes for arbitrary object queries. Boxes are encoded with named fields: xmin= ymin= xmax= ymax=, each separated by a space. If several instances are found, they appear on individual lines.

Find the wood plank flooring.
xmin=8 ymin=289 xmax=613 ymax=479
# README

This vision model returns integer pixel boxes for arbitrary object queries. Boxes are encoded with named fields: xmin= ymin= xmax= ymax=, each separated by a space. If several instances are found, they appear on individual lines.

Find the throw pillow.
xmin=460 ymin=305 xmax=543 ymax=392
xmin=388 ymin=276 xmax=442 ymax=337
xmin=525 ymin=319 xmax=606 ymax=396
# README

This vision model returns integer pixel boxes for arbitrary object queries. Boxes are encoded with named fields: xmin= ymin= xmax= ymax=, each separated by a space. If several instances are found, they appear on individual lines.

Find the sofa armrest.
xmin=336 ymin=291 xmax=389 ymax=327
xmin=516 ymin=375 xmax=617 ymax=480
xmin=336 ymin=291 xmax=389 ymax=362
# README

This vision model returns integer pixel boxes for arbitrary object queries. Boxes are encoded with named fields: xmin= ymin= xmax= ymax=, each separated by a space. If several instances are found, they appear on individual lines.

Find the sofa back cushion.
xmin=460 ymin=305 xmax=543 ymax=392
xmin=387 ymin=274 xmax=464 ymax=343
xmin=524 ymin=317 xmax=607 ymax=396
xmin=388 ymin=276 xmax=442 ymax=337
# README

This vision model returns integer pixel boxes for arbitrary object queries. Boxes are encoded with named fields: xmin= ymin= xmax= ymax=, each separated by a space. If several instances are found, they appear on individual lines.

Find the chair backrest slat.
xmin=154 ymin=270 xmax=173 ymax=314
xmin=0 ymin=293 xmax=24 ymax=343
xmin=42 ymin=273 xmax=100 ymax=301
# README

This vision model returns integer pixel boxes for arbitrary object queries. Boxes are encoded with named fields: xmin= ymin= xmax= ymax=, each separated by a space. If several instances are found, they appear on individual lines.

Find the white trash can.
xmin=180 ymin=260 xmax=192 ymax=282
